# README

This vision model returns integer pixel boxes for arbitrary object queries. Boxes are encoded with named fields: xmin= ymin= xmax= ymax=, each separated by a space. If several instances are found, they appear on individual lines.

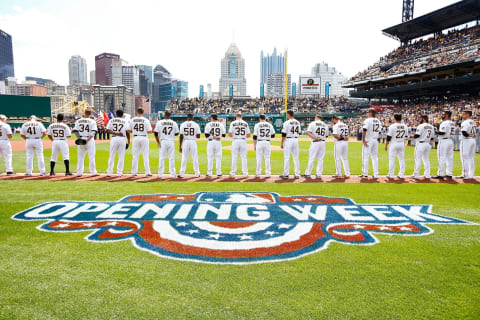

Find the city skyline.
xmin=0 ymin=0 xmax=457 ymax=96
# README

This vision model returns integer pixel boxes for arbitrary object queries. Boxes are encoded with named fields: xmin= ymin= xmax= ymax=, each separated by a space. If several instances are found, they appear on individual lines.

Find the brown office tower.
xmin=95 ymin=53 xmax=120 ymax=85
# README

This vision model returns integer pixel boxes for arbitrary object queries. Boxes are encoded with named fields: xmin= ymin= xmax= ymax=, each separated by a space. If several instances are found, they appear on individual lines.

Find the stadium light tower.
xmin=402 ymin=0 xmax=414 ymax=22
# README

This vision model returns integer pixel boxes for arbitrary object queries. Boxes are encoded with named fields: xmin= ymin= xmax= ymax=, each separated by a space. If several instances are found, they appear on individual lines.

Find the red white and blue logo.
xmin=12 ymin=192 xmax=472 ymax=264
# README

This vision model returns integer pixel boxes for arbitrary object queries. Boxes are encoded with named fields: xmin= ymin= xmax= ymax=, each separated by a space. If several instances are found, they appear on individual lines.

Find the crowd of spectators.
xmin=350 ymin=25 xmax=480 ymax=83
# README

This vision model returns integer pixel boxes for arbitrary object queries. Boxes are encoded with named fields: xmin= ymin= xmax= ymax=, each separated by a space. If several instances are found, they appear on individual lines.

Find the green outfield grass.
xmin=0 ymin=181 xmax=479 ymax=319
xmin=4 ymin=135 xmax=480 ymax=176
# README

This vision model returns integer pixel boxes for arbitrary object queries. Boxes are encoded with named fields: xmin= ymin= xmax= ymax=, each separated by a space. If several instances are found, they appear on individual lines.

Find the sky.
xmin=0 ymin=0 xmax=457 ymax=97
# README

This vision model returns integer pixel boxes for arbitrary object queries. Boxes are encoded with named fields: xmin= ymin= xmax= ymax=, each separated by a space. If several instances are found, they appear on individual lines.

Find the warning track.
xmin=0 ymin=174 xmax=478 ymax=184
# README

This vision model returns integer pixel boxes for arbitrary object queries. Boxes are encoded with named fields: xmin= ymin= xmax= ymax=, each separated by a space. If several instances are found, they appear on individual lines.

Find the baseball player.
xmin=360 ymin=108 xmax=382 ymax=178
xmin=332 ymin=116 xmax=350 ymax=178
xmin=72 ymin=109 xmax=97 ymax=177
xmin=46 ymin=113 xmax=72 ymax=176
xmin=179 ymin=113 xmax=201 ymax=178
xmin=0 ymin=115 xmax=15 ymax=175
xmin=204 ymin=114 xmax=226 ymax=177
xmin=280 ymin=110 xmax=301 ymax=179
xmin=433 ymin=110 xmax=455 ymax=179
xmin=154 ymin=111 xmax=179 ymax=179
xmin=459 ymin=110 xmax=477 ymax=179
xmin=302 ymin=114 xmax=329 ymax=178
xmin=20 ymin=115 xmax=47 ymax=176
xmin=253 ymin=114 xmax=275 ymax=177
xmin=385 ymin=114 xmax=407 ymax=179
xmin=411 ymin=115 xmax=434 ymax=179
xmin=127 ymin=107 xmax=152 ymax=177
xmin=229 ymin=112 xmax=251 ymax=177
xmin=106 ymin=109 xmax=130 ymax=177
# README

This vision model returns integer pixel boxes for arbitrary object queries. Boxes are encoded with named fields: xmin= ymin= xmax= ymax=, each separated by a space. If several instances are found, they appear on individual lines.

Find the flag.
xmin=103 ymin=112 xmax=110 ymax=125
xmin=96 ymin=111 xmax=105 ymax=128
xmin=108 ymin=112 xmax=115 ymax=120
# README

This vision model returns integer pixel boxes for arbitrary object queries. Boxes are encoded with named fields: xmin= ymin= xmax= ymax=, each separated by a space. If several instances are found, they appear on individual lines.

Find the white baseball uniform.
xmin=47 ymin=122 xmax=71 ymax=162
xmin=305 ymin=120 xmax=329 ymax=176
xmin=362 ymin=117 xmax=382 ymax=177
xmin=413 ymin=123 xmax=434 ymax=178
xmin=333 ymin=121 xmax=350 ymax=177
xmin=179 ymin=120 xmax=201 ymax=176
xmin=460 ymin=119 xmax=477 ymax=179
xmin=281 ymin=119 xmax=301 ymax=176
xmin=73 ymin=117 xmax=97 ymax=176
xmin=205 ymin=121 xmax=226 ymax=176
xmin=229 ymin=119 xmax=250 ymax=176
xmin=437 ymin=120 xmax=455 ymax=177
xmin=128 ymin=116 xmax=152 ymax=175
xmin=155 ymin=119 xmax=179 ymax=177
xmin=106 ymin=117 xmax=128 ymax=175
xmin=21 ymin=120 xmax=46 ymax=175
xmin=253 ymin=121 xmax=275 ymax=176
xmin=0 ymin=122 xmax=13 ymax=173
xmin=387 ymin=123 xmax=407 ymax=178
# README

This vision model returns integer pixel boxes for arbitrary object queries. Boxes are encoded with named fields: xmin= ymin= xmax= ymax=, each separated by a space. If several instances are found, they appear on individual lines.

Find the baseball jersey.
xmin=332 ymin=122 xmax=349 ymax=141
xmin=180 ymin=121 xmax=201 ymax=140
xmin=438 ymin=120 xmax=455 ymax=139
xmin=74 ymin=117 xmax=97 ymax=138
xmin=106 ymin=117 xmax=128 ymax=137
xmin=21 ymin=120 xmax=46 ymax=139
xmin=461 ymin=119 xmax=477 ymax=139
xmin=362 ymin=117 xmax=382 ymax=140
xmin=415 ymin=123 xmax=435 ymax=142
xmin=47 ymin=122 xmax=71 ymax=140
xmin=204 ymin=121 xmax=226 ymax=140
xmin=229 ymin=120 xmax=250 ymax=139
xmin=128 ymin=117 xmax=152 ymax=136
xmin=387 ymin=123 xmax=408 ymax=143
xmin=154 ymin=119 xmax=179 ymax=141
xmin=0 ymin=122 xmax=12 ymax=140
xmin=306 ymin=120 xmax=329 ymax=141
xmin=281 ymin=119 xmax=301 ymax=138
xmin=253 ymin=122 xmax=275 ymax=141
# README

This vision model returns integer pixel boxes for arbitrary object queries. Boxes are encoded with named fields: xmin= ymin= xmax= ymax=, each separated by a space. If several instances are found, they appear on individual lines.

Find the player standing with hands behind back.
xmin=360 ymin=108 xmax=382 ymax=179
xmin=332 ymin=116 xmax=350 ymax=178
xmin=280 ymin=110 xmax=301 ymax=179
xmin=21 ymin=115 xmax=47 ymax=176
xmin=72 ymin=109 xmax=97 ymax=177
xmin=154 ymin=111 xmax=179 ymax=179
xmin=411 ymin=115 xmax=434 ymax=179
xmin=106 ymin=109 xmax=130 ymax=177
xmin=204 ymin=114 xmax=226 ymax=177
xmin=229 ymin=112 xmax=250 ymax=178
xmin=0 ymin=115 xmax=15 ymax=175
xmin=385 ymin=114 xmax=407 ymax=179
xmin=253 ymin=114 xmax=275 ymax=178
xmin=179 ymin=113 xmax=201 ymax=178
xmin=128 ymin=107 xmax=152 ymax=177
xmin=47 ymin=113 xmax=72 ymax=176
xmin=433 ymin=110 xmax=455 ymax=180
xmin=302 ymin=114 xmax=329 ymax=179
xmin=459 ymin=110 xmax=477 ymax=179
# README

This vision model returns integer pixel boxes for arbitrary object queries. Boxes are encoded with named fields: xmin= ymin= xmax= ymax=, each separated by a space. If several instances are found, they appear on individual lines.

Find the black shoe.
xmin=65 ymin=172 xmax=73 ymax=176
xmin=279 ymin=175 xmax=289 ymax=179
xmin=445 ymin=175 xmax=452 ymax=179
xmin=455 ymin=176 xmax=465 ymax=179
xmin=6 ymin=171 xmax=15 ymax=176
xmin=301 ymin=174 xmax=311 ymax=178
xmin=359 ymin=175 xmax=368 ymax=179
xmin=432 ymin=175 xmax=444 ymax=179
xmin=50 ymin=172 xmax=55 ymax=176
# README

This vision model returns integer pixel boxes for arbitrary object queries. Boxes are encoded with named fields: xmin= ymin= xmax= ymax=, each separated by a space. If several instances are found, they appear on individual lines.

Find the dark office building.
xmin=95 ymin=52 xmax=120 ymax=85
xmin=0 ymin=29 xmax=14 ymax=81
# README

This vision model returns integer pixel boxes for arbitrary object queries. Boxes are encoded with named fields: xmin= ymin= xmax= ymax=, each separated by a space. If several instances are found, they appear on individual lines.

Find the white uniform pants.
xmin=283 ymin=139 xmax=300 ymax=176
xmin=26 ymin=139 xmax=45 ymax=174
xmin=159 ymin=140 xmax=176 ymax=176
xmin=51 ymin=140 xmax=69 ymax=162
xmin=437 ymin=139 xmax=453 ymax=177
xmin=256 ymin=140 xmax=271 ymax=176
xmin=460 ymin=139 xmax=476 ymax=179
xmin=388 ymin=142 xmax=405 ymax=177
xmin=334 ymin=141 xmax=350 ymax=176
xmin=180 ymin=140 xmax=199 ymax=175
xmin=413 ymin=142 xmax=431 ymax=178
xmin=131 ymin=136 xmax=151 ymax=175
xmin=231 ymin=139 xmax=248 ymax=176
xmin=107 ymin=137 xmax=126 ymax=175
xmin=362 ymin=139 xmax=379 ymax=176
xmin=207 ymin=140 xmax=222 ymax=175
xmin=305 ymin=141 xmax=325 ymax=176
xmin=0 ymin=140 xmax=13 ymax=172
xmin=77 ymin=138 xmax=96 ymax=175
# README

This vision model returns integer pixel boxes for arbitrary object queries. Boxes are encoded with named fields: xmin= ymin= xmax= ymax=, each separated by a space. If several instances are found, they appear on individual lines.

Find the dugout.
xmin=0 ymin=95 xmax=51 ymax=128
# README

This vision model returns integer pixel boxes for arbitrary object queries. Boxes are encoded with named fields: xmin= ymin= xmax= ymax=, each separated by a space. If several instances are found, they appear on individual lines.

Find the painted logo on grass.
xmin=12 ymin=192 xmax=472 ymax=264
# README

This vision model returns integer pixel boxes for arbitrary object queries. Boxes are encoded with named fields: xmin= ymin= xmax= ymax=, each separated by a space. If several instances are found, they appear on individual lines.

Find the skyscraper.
xmin=122 ymin=65 xmax=140 ymax=95
xmin=311 ymin=62 xmax=349 ymax=97
xmin=0 ymin=29 xmax=14 ymax=81
xmin=260 ymin=48 xmax=285 ymax=88
xmin=219 ymin=43 xmax=246 ymax=97
xmin=68 ymin=55 xmax=88 ymax=85
xmin=95 ymin=53 xmax=120 ymax=85
xmin=90 ymin=70 xmax=96 ymax=85
xmin=152 ymin=65 xmax=172 ymax=112
xmin=137 ymin=65 xmax=153 ymax=97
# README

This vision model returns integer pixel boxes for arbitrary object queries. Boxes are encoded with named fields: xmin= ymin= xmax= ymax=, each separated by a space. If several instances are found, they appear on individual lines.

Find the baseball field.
xmin=1 ymin=136 xmax=479 ymax=319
